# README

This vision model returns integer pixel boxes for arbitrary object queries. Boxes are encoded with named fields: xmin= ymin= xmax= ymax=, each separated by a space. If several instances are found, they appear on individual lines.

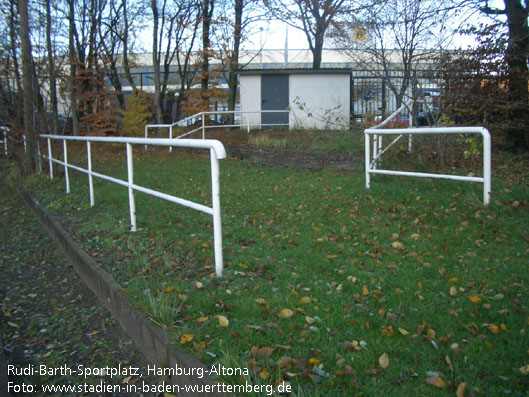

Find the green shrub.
xmin=119 ymin=89 xmax=152 ymax=137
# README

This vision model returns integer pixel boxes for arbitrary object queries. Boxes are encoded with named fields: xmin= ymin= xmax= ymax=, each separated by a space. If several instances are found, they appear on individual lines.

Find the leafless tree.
xmin=215 ymin=0 xmax=263 ymax=122
xmin=264 ymin=0 xmax=358 ymax=69
xmin=19 ymin=0 xmax=38 ymax=172
xmin=152 ymin=0 xmax=201 ymax=123
xmin=337 ymin=0 xmax=457 ymax=111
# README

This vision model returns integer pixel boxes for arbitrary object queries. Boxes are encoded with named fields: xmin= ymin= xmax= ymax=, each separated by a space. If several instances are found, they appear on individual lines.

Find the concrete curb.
xmin=19 ymin=188 xmax=223 ymax=396
xmin=0 ymin=338 xmax=9 ymax=396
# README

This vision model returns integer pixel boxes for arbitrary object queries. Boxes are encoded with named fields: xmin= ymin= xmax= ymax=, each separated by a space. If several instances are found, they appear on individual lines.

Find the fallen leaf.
xmin=259 ymin=368 xmax=270 ymax=380
xmin=519 ymin=364 xmax=529 ymax=375
xmin=298 ymin=296 xmax=312 ymax=305
xmin=28 ymin=293 xmax=38 ymax=299
xmin=456 ymin=382 xmax=468 ymax=397
xmin=450 ymin=286 xmax=457 ymax=296
xmin=277 ymin=356 xmax=293 ymax=368
xmin=426 ymin=376 xmax=446 ymax=388
xmin=216 ymin=315 xmax=229 ymax=327
xmin=391 ymin=241 xmax=404 ymax=250
xmin=488 ymin=324 xmax=500 ymax=334
xmin=163 ymin=286 xmax=174 ymax=293
xmin=469 ymin=295 xmax=481 ymax=304
xmin=307 ymin=358 xmax=320 ymax=366
xmin=193 ymin=341 xmax=206 ymax=351
xmin=254 ymin=346 xmax=275 ymax=357
xmin=278 ymin=308 xmax=294 ymax=318
xmin=427 ymin=328 xmax=436 ymax=341
xmin=381 ymin=326 xmax=394 ymax=337
xmin=196 ymin=316 xmax=208 ymax=323
xmin=379 ymin=353 xmax=389 ymax=369
xmin=305 ymin=316 xmax=316 ymax=324
xmin=254 ymin=298 xmax=266 ymax=305
xmin=180 ymin=334 xmax=193 ymax=344
xmin=362 ymin=286 xmax=369 ymax=295
xmin=398 ymin=327 xmax=409 ymax=335
xmin=449 ymin=277 xmax=460 ymax=283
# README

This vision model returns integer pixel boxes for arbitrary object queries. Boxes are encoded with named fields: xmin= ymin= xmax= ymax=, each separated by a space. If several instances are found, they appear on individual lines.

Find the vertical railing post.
xmin=144 ymin=126 xmax=148 ymax=150
xmin=372 ymin=133 xmax=378 ymax=170
xmin=408 ymin=108 xmax=413 ymax=153
xmin=169 ymin=125 xmax=173 ymax=152
xmin=365 ymin=133 xmax=371 ymax=189
xmin=210 ymin=148 xmax=223 ymax=277
xmin=126 ymin=143 xmax=137 ymax=232
xmin=3 ymin=129 xmax=7 ymax=155
xmin=87 ymin=141 xmax=94 ymax=206
xmin=63 ymin=140 xmax=70 ymax=193
xmin=23 ymin=135 xmax=27 ymax=153
xmin=482 ymin=129 xmax=491 ymax=206
xmin=47 ymin=138 xmax=53 ymax=179
xmin=36 ymin=141 xmax=42 ymax=173
xmin=202 ymin=113 xmax=205 ymax=139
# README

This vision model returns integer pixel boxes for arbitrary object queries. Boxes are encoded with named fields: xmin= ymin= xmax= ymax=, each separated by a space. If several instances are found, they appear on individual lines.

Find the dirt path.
xmin=0 ymin=158 xmax=152 ymax=396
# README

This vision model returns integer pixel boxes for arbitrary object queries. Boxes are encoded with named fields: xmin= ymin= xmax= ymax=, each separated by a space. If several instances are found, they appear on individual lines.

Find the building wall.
xmin=239 ymin=75 xmax=261 ymax=128
xmin=289 ymin=74 xmax=350 ymax=130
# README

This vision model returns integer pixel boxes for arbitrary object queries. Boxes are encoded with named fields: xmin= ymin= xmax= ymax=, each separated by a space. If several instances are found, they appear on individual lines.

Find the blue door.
xmin=261 ymin=74 xmax=289 ymax=128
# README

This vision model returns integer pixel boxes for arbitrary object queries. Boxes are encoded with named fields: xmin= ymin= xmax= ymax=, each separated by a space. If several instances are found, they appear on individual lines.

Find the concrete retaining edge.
xmin=19 ymin=188 xmax=223 ymax=396
xmin=0 ymin=338 xmax=8 ymax=396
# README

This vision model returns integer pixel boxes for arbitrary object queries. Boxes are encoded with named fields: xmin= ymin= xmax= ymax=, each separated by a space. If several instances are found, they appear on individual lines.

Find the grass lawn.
xmin=25 ymin=136 xmax=529 ymax=396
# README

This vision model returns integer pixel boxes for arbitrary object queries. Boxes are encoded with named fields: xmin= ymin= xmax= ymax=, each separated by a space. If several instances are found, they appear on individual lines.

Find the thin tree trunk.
xmin=151 ymin=0 xmax=163 ymax=123
xmin=201 ymin=0 xmax=215 ymax=105
xmin=122 ymin=0 xmax=137 ymax=91
xmin=46 ymin=0 xmax=59 ymax=135
xmin=18 ymin=0 xmax=37 ymax=173
xmin=68 ymin=0 xmax=79 ymax=135
xmin=227 ymin=0 xmax=243 ymax=124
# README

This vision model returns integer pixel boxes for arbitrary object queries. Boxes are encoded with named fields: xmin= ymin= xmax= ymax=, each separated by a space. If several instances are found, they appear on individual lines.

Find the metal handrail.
xmin=40 ymin=134 xmax=226 ymax=277
xmin=364 ymin=126 xmax=492 ymax=206
xmin=144 ymin=109 xmax=291 ymax=150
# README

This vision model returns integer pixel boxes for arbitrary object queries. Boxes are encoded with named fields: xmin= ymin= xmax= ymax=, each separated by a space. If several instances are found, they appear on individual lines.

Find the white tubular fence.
xmin=1 ymin=127 xmax=28 ymax=156
xmin=40 ymin=134 xmax=226 ymax=277
xmin=145 ymin=110 xmax=291 ymax=150
xmin=364 ymin=126 xmax=492 ymax=206
xmin=0 ymin=127 xmax=7 ymax=155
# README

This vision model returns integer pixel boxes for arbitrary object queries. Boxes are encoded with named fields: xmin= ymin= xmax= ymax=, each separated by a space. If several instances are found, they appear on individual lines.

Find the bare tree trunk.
xmin=122 ymin=0 xmax=137 ymax=91
xmin=46 ymin=0 xmax=59 ymax=135
xmin=201 ymin=0 xmax=215 ymax=104
xmin=9 ymin=0 xmax=23 ymax=97
xmin=68 ymin=0 xmax=79 ymax=135
xmin=18 ymin=0 xmax=37 ymax=173
xmin=151 ymin=0 xmax=163 ymax=123
xmin=227 ymin=0 xmax=243 ymax=124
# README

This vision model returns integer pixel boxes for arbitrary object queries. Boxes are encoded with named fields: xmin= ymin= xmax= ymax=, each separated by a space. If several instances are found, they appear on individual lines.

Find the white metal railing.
xmin=145 ymin=110 xmax=291 ymax=150
xmin=364 ymin=126 xmax=492 ymax=206
xmin=40 ymin=134 xmax=226 ymax=277
xmin=1 ymin=127 xmax=28 ymax=155
xmin=0 ymin=127 xmax=7 ymax=155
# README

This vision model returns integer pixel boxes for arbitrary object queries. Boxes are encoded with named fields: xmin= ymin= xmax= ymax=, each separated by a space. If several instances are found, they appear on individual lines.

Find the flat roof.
xmin=238 ymin=68 xmax=352 ymax=75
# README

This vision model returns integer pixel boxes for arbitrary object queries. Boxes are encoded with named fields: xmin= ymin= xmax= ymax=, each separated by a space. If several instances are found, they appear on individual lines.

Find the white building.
xmin=239 ymin=69 xmax=351 ymax=130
